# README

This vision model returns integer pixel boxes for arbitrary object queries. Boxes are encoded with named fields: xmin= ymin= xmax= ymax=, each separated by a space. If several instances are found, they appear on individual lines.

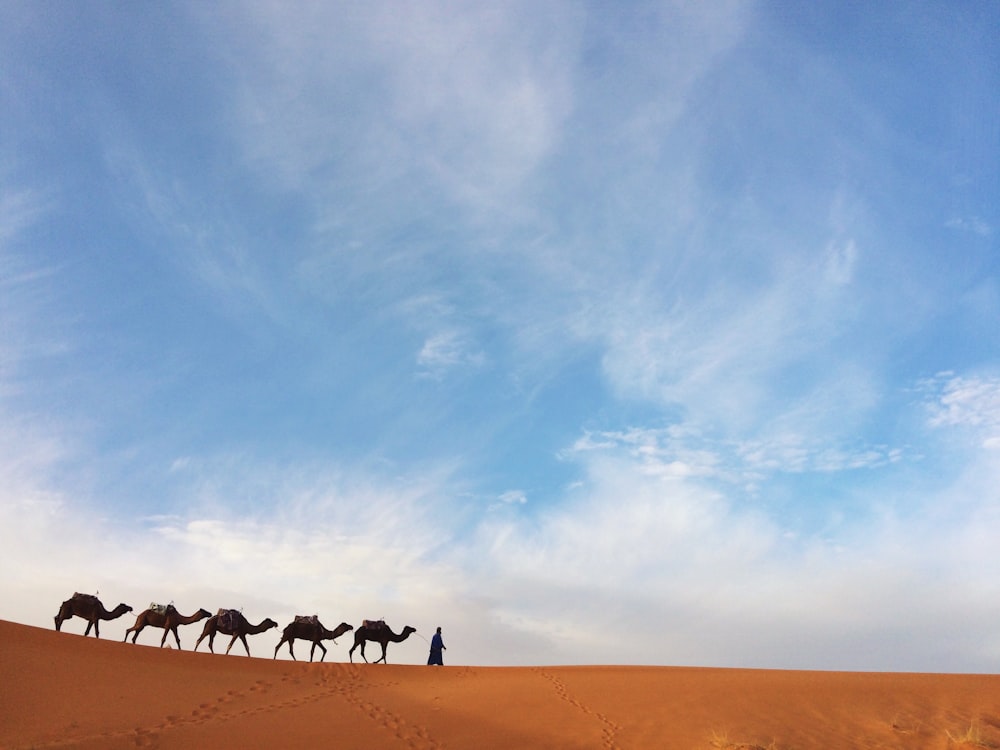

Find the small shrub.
xmin=709 ymin=729 xmax=778 ymax=750
xmin=946 ymin=722 xmax=993 ymax=748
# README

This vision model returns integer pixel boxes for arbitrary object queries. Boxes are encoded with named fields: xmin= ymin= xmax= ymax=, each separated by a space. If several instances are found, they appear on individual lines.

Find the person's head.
xmin=436 ymin=627 xmax=442 ymax=634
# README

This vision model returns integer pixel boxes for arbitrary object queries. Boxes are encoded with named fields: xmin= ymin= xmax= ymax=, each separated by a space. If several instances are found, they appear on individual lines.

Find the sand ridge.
xmin=2 ymin=619 xmax=999 ymax=749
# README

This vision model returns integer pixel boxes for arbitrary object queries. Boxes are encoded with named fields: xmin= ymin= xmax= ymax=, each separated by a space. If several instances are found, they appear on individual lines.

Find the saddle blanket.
xmin=149 ymin=602 xmax=172 ymax=615
xmin=362 ymin=619 xmax=386 ymax=630
xmin=217 ymin=609 xmax=240 ymax=631
xmin=294 ymin=614 xmax=319 ymax=625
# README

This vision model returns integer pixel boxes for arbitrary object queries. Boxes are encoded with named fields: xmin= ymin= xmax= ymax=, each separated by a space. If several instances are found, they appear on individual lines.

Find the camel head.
xmin=262 ymin=618 xmax=279 ymax=631
xmin=333 ymin=622 xmax=354 ymax=639
xmin=116 ymin=603 xmax=134 ymax=615
xmin=403 ymin=626 xmax=417 ymax=637
xmin=197 ymin=608 xmax=212 ymax=618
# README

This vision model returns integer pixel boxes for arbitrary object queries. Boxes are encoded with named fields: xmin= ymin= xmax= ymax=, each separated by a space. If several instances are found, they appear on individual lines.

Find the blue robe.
xmin=428 ymin=632 xmax=445 ymax=665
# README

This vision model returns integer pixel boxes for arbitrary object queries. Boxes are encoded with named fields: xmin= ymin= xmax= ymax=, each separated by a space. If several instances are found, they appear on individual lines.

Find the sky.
xmin=1 ymin=1 xmax=998 ymax=670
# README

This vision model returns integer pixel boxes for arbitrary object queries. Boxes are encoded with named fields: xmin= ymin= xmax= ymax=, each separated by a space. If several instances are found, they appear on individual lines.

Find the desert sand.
xmin=1 ymin=619 xmax=999 ymax=749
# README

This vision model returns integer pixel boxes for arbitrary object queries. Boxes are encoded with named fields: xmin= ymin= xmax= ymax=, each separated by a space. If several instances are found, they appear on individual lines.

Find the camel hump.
xmin=294 ymin=614 xmax=319 ymax=625
xmin=362 ymin=619 xmax=386 ymax=630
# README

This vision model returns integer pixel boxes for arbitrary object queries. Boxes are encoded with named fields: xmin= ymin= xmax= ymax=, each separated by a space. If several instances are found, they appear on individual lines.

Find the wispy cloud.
xmin=946 ymin=216 xmax=992 ymax=237
xmin=416 ymin=329 xmax=486 ymax=378
xmin=568 ymin=423 xmax=900 ymax=491
xmin=923 ymin=372 xmax=1000 ymax=450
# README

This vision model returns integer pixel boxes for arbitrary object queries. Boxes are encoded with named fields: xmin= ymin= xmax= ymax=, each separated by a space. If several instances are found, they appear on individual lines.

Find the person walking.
xmin=427 ymin=626 xmax=446 ymax=665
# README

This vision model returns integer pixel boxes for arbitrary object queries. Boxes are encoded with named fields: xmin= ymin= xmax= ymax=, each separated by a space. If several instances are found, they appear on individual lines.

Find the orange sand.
xmin=1 ymin=619 xmax=999 ymax=749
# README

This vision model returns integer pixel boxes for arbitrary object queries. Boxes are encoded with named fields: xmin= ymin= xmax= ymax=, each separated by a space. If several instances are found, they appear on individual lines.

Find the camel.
xmin=348 ymin=620 xmax=417 ymax=664
xmin=123 ymin=604 xmax=212 ymax=649
xmin=54 ymin=593 xmax=132 ymax=638
xmin=194 ymin=610 xmax=278 ymax=656
xmin=273 ymin=616 xmax=353 ymax=662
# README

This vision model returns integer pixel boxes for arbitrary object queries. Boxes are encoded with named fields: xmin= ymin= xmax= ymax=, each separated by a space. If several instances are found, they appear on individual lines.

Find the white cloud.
xmin=368 ymin=0 xmax=577 ymax=204
xmin=469 ymin=435 xmax=1000 ymax=669
xmin=593 ymin=249 xmax=874 ymax=437
xmin=203 ymin=0 xmax=578 ymax=212
xmin=567 ymin=423 xmax=897 ymax=490
xmin=824 ymin=238 xmax=858 ymax=286
xmin=924 ymin=372 xmax=1000 ymax=436
xmin=497 ymin=490 xmax=527 ymax=505
xmin=3 ymin=384 xmax=1000 ymax=670
xmin=946 ymin=216 xmax=992 ymax=237
xmin=416 ymin=329 xmax=485 ymax=378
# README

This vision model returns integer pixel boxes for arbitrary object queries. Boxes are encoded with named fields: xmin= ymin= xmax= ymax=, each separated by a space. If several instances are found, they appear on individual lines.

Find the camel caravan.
xmin=54 ymin=592 xmax=418 ymax=663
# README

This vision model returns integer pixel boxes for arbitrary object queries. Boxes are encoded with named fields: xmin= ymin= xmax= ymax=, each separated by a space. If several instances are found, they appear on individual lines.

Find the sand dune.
xmin=1 ymin=619 xmax=999 ymax=749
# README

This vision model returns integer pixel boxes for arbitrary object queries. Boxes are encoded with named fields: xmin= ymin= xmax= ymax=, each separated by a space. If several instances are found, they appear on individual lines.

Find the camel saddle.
xmin=294 ymin=615 xmax=319 ymax=625
xmin=72 ymin=592 xmax=98 ymax=603
xmin=362 ymin=619 xmax=386 ymax=631
xmin=149 ymin=602 xmax=173 ymax=615
xmin=217 ymin=609 xmax=240 ymax=631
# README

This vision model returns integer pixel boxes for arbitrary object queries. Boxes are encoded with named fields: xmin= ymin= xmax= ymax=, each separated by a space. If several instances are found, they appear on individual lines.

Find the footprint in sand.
xmin=132 ymin=727 xmax=156 ymax=747
xmin=536 ymin=670 xmax=622 ymax=750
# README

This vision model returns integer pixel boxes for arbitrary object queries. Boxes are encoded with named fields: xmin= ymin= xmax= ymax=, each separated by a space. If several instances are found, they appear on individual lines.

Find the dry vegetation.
xmin=947 ymin=722 xmax=995 ymax=748
xmin=709 ymin=730 xmax=778 ymax=750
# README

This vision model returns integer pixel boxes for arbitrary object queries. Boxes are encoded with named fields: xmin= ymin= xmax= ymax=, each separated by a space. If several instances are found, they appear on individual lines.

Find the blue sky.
xmin=2 ymin=1 xmax=998 ymax=669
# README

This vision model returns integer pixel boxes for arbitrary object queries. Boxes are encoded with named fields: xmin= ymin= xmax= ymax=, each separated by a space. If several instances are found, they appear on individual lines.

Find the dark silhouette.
xmin=123 ymin=605 xmax=212 ymax=649
xmin=273 ymin=616 xmax=354 ymax=662
xmin=428 ymin=626 xmax=446 ymax=666
xmin=54 ymin=593 xmax=132 ymax=638
xmin=349 ymin=620 xmax=417 ymax=664
xmin=194 ymin=610 xmax=278 ymax=656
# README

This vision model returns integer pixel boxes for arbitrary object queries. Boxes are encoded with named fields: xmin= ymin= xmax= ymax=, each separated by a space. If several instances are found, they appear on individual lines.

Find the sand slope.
xmin=1 ymin=619 xmax=999 ymax=749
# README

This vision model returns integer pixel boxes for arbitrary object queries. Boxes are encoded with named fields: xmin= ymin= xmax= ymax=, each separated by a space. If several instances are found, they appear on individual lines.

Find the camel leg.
xmin=126 ymin=624 xmax=143 ymax=644
xmin=317 ymin=641 xmax=327 ymax=662
xmin=377 ymin=641 xmax=388 ymax=664
xmin=224 ymin=634 xmax=241 ymax=655
xmin=274 ymin=637 xmax=289 ymax=660
xmin=236 ymin=634 xmax=250 ymax=657
xmin=347 ymin=640 xmax=368 ymax=664
xmin=194 ymin=621 xmax=213 ymax=652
